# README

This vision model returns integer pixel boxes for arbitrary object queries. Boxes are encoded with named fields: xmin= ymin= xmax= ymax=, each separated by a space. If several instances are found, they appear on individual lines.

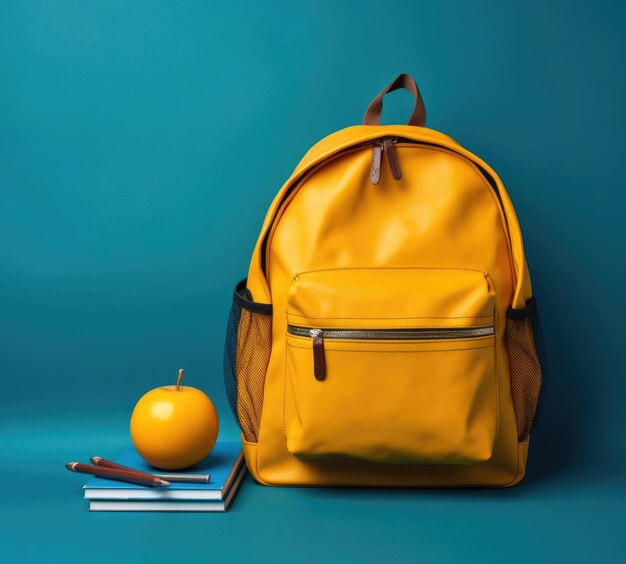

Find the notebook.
xmin=84 ymin=441 xmax=244 ymax=501
xmin=88 ymin=465 xmax=246 ymax=512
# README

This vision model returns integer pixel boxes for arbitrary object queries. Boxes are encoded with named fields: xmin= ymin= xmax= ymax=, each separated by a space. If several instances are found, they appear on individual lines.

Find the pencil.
xmin=90 ymin=456 xmax=210 ymax=484
xmin=65 ymin=462 xmax=170 ymax=487
xmin=89 ymin=457 xmax=166 ymax=481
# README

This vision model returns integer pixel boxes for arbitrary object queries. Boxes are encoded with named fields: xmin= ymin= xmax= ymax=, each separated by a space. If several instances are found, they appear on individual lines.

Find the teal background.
xmin=1 ymin=1 xmax=625 ymax=562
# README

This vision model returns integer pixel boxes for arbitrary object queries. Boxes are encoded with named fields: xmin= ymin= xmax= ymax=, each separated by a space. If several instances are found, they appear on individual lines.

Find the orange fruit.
xmin=130 ymin=369 xmax=219 ymax=470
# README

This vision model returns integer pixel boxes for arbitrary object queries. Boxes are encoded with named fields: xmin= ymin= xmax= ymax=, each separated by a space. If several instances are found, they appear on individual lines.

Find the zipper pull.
xmin=310 ymin=329 xmax=326 ymax=381
xmin=370 ymin=142 xmax=383 ymax=185
xmin=383 ymin=138 xmax=402 ymax=180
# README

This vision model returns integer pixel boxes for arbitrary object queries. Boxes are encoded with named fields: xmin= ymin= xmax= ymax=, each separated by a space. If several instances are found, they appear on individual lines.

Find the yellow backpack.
xmin=224 ymin=73 xmax=546 ymax=487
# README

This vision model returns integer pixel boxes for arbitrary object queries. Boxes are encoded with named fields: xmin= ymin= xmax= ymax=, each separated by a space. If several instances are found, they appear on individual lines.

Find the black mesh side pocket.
xmin=223 ymin=279 xmax=272 ymax=443
xmin=506 ymin=297 xmax=547 ymax=442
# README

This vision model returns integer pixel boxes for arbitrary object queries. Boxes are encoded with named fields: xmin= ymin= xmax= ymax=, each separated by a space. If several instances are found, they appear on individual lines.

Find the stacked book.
xmin=84 ymin=441 xmax=245 ymax=512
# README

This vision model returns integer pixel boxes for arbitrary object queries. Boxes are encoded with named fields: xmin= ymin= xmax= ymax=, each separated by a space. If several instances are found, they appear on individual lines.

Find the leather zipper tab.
xmin=310 ymin=329 xmax=326 ymax=381
xmin=370 ymin=143 xmax=382 ymax=185
xmin=383 ymin=138 xmax=402 ymax=180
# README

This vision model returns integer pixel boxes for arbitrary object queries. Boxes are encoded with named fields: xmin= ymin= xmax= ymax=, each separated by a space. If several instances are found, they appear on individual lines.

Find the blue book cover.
xmin=84 ymin=441 xmax=244 ymax=501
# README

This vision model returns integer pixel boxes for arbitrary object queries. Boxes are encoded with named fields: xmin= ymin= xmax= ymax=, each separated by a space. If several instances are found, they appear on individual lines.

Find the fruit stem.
xmin=176 ymin=368 xmax=184 ymax=391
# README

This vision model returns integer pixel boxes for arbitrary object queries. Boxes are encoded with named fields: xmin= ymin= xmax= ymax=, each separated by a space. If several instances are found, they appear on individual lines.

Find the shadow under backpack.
xmin=224 ymin=73 xmax=547 ymax=487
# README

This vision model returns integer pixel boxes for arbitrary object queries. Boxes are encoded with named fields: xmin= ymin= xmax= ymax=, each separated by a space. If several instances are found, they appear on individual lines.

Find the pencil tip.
xmin=157 ymin=479 xmax=171 ymax=487
xmin=66 ymin=462 xmax=77 ymax=471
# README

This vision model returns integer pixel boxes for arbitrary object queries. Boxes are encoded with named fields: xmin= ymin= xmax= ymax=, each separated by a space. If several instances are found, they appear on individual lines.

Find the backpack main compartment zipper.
xmin=288 ymin=325 xmax=495 ymax=381
xmin=260 ymin=136 xmax=512 ymax=282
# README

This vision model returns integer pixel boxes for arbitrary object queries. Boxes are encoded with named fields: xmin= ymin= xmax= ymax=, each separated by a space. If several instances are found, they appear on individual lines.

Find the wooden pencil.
xmin=91 ymin=456 xmax=210 ymax=484
xmin=89 ymin=457 xmax=165 ymax=481
xmin=65 ymin=462 xmax=170 ymax=487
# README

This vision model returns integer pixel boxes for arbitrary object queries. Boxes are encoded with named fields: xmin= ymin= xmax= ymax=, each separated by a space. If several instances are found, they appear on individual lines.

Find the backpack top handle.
xmin=363 ymin=73 xmax=426 ymax=127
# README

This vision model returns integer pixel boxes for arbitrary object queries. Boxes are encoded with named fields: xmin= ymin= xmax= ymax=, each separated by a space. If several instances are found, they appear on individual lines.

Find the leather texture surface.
xmin=241 ymin=124 xmax=533 ymax=486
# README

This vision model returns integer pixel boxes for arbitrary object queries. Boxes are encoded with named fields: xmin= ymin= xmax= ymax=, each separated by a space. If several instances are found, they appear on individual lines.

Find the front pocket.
xmin=284 ymin=267 xmax=499 ymax=465
xmin=223 ymin=279 xmax=272 ymax=443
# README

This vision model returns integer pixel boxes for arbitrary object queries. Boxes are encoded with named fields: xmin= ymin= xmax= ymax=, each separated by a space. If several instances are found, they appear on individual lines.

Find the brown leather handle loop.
xmin=363 ymin=73 xmax=426 ymax=127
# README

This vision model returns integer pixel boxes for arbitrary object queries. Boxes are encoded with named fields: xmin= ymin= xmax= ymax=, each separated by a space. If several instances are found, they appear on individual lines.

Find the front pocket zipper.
xmin=287 ymin=325 xmax=496 ymax=381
